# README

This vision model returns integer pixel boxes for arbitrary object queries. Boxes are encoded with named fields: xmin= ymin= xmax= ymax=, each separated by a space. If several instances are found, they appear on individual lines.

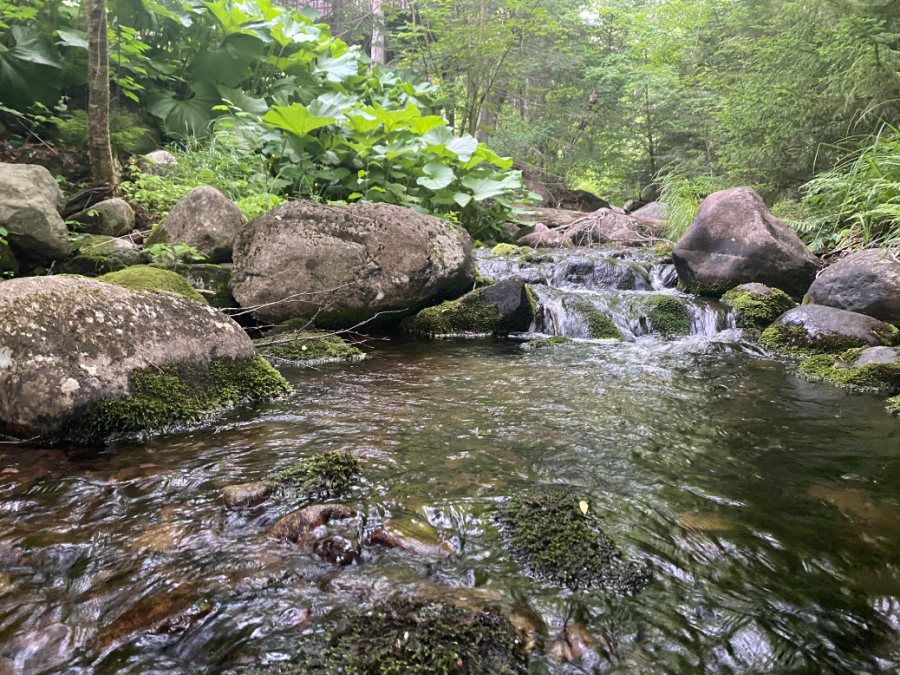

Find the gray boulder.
xmin=631 ymin=201 xmax=667 ymax=220
xmin=805 ymin=250 xmax=900 ymax=325
xmin=760 ymin=305 xmax=898 ymax=355
xmin=517 ymin=223 xmax=568 ymax=249
xmin=673 ymin=187 xmax=818 ymax=298
xmin=232 ymin=201 xmax=475 ymax=327
xmin=0 ymin=163 xmax=69 ymax=265
xmin=56 ymin=235 xmax=143 ymax=276
xmin=0 ymin=276 xmax=288 ymax=443
xmin=145 ymin=186 xmax=245 ymax=263
xmin=137 ymin=150 xmax=179 ymax=176
xmin=69 ymin=198 xmax=135 ymax=237
xmin=838 ymin=346 xmax=900 ymax=369
xmin=222 ymin=481 xmax=277 ymax=508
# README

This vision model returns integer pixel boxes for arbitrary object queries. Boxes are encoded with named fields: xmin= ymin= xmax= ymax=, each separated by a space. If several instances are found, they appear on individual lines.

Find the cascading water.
xmin=476 ymin=246 xmax=735 ymax=340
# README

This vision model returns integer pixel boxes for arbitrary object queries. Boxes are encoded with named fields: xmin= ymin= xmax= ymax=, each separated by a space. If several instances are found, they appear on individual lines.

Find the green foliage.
xmin=51 ymin=110 xmax=149 ymax=156
xmin=658 ymin=174 xmax=729 ymax=242
xmin=144 ymin=242 xmax=206 ymax=265
xmin=99 ymin=265 xmax=207 ymax=303
xmin=497 ymin=490 xmax=650 ymax=593
xmin=268 ymin=451 xmax=361 ymax=501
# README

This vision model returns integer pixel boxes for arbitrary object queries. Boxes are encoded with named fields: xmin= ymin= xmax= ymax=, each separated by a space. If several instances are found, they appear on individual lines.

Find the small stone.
xmin=222 ymin=480 xmax=277 ymax=508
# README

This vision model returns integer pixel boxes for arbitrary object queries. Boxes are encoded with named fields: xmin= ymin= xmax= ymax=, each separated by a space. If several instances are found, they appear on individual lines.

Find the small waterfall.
xmin=476 ymin=248 xmax=735 ymax=341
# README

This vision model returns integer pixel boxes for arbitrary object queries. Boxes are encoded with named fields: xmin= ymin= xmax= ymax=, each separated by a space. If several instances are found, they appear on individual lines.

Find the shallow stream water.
xmin=2 ymin=247 xmax=900 ymax=674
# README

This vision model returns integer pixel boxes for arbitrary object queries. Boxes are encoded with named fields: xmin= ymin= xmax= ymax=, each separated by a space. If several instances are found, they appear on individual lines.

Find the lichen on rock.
xmin=497 ymin=490 xmax=651 ymax=593
xmin=99 ymin=265 xmax=206 ymax=303
xmin=491 ymin=243 xmax=532 ymax=257
xmin=722 ymin=283 xmax=795 ymax=330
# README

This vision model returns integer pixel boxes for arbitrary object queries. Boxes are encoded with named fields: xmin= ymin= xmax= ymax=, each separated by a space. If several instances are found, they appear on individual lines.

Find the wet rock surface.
xmin=805 ymin=249 xmax=900 ymax=325
xmin=222 ymin=481 xmax=278 ymax=508
xmin=0 ymin=162 xmax=69 ymax=265
xmin=761 ymin=305 xmax=898 ymax=355
xmin=69 ymin=198 xmax=135 ymax=238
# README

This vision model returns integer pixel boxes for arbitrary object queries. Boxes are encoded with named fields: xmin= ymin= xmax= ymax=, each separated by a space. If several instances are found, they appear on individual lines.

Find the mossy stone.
xmin=760 ymin=307 xmax=898 ymax=356
xmin=255 ymin=330 xmax=365 ymax=365
xmin=64 ymin=357 xmax=290 ymax=443
xmin=268 ymin=451 xmax=361 ymax=501
xmin=520 ymin=335 xmax=573 ymax=352
xmin=566 ymin=298 xmax=623 ymax=340
xmin=279 ymin=599 xmax=527 ymax=675
xmin=497 ymin=490 xmax=650 ymax=593
xmin=645 ymin=295 xmax=690 ymax=336
xmin=798 ymin=350 xmax=900 ymax=394
xmin=99 ymin=265 xmax=206 ymax=303
xmin=491 ymin=243 xmax=532 ymax=256
xmin=888 ymin=396 xmax=900 ymax=414
xmin=722 ymin=283 xmax=795 ymax=330
xmin=150 ymin=262 xmax=236 ymax=308
xmin=652 ymin=241 xmax=674 ymax=259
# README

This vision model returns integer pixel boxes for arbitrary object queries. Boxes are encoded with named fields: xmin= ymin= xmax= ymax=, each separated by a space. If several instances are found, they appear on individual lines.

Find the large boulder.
xmin=0 ymin=163 xmax=69 ymax=265
xmin=69 ymin=198 xmax=135 ymax=237
xmin=630 ymin=201 xmax=667 ymax=220
xmin=402 ymin=276 xmax=536 ymax=337
xmin=232 ymin=201 xmax=475 ymax=327
xmin=144 ymin=186 xmax=245 ymax=263
xmin=673 ymin=187 xmax=818 ymax=298
xmin=804 ymin=250 xmax=900 ymax=325
xmin=564 ymin=209 xmax=662 ymax=247
xmin=760 ymin=305 xmax=898 ymax=356
xmin=0 ymin=276 xmax=288 ymax=443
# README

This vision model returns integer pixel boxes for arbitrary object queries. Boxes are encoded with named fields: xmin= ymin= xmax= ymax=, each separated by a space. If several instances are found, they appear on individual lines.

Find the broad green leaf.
xmin=417 ymin=162 xmax=454 ymax=190
xmin=314 ymin=51 xmax=358 ymax=83
xmin=409 ymin=116 xmax=447 ymax=136
xmin=148 ymin=87 xmax=217 ymax=137
xmin=362 ymin=103 xmax=421 ymax=133
xmin=446 ymin=134 xmax=478 ymax=162
xmin=308 ymin=97 xmax=345 ymax=121
xmin=466 ymin=145 xmax=514 ymax=170
xmin=0 ymin=26 xmax=62 ymax=108
xmin=453 ymin=192 xmax=473 ymax=208
xmin=345 ymin=110 xmax=381 ymax=132
xmin=461 ymin=174 xmax=521 ymax=202
xmin=263 ymin=103 xmax=335 ymax=138
xmin=141 ymin=0 xmax=194 ymax=26
xmin=217 ymin=85 xmax=267 ymax=114
xmin=55 ymin=28 xmax=88 ymax=49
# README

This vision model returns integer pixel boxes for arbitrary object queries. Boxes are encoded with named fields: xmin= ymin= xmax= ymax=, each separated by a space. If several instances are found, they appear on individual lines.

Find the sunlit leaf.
xmin=417 ymin=162 xmax=454 ymax=190
xmin=263 ymin=103 xmax=335 ymax=138
xmin=314 ymin=50 xmax=359 ymax=83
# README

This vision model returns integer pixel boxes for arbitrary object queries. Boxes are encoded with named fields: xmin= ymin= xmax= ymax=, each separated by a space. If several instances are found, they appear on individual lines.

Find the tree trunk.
xmin=371 ymin=0 xmax=386 ymax=65
xmin=86 ymin=0 xmax=117 ymax=190
xmin=475 ymin=93 xmax=504 ymax=144
xmin=329 ymin=0 xmax=344 ymax=38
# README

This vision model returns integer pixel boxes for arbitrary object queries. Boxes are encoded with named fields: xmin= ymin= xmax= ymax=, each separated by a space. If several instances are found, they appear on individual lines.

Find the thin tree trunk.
xmin=371 ymin=0 xmax=386 ymax=65
xmin=329 ymin=0 xmax=344 ymax=38
xmin=86 ymin=0 xmax=117 ymax=190
xmin=475 ymin=93 xmax=504 ymax=144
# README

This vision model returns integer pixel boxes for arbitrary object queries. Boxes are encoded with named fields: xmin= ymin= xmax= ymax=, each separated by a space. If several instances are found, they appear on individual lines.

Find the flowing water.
xmin=2 ymin=246 xmax=900 ymax=674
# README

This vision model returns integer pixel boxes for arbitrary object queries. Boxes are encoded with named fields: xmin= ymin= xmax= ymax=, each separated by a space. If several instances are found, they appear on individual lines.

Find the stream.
xmin=2 ymin=246 xmax=900 ymax=674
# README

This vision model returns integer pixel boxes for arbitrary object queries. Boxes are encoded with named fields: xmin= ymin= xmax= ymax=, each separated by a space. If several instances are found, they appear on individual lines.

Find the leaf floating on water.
xmin=579 ymin=500 xmax=589 ymax=515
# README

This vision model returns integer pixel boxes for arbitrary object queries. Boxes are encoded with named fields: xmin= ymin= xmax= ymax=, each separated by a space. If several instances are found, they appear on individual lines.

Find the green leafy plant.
xmin=51 ymin=109 xmax=150 ymax=156
xmin=144 ymin=242 xmax=206 ymax=264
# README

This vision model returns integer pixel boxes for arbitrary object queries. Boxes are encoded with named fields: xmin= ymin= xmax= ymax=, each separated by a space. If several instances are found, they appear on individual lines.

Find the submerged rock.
xmin=57 ymin=235 xmax=143 ymax=276
xmin=255 ymin=330 xmax=366 ymax=365
xmin=722 ymin=283 xmax=795 ymax=330
xmin=99 ymin=265 xmax=207 ymax=303
xmin=232 ymin=201 xmax=474 ymax=327
xmin=402 ymin=276 xmax=537 ymax=337
xmin=222 ymin=481 xmax=278 ymax=508
xmin=644 ymin=294 xmax=690 ymax=336
xmin=285 ymin=598 xmax=527 ymax=674
xmin=519 ymin=335 xmax=574 ymax=352
xmin=798 ymin=347 xmax=900 ymax=394
xmin=0 ymin=163 xmax=70 ymax=265
xmin=0 ymin=276 xmax=289 ymax=442
xmin=497 ymin=490 xmax=650 ymax=593
xmin=268 ymin=451 xmax=361 ymax=501
xmin=366 ymin=517 xmax=455 ymax=558
xmin=673 ymin=187 xmax=818 ymax=298
xmin=269 ymin=504 xmax=358 ymax=548
xmin=804 ymin=250 xmax=900 ymax=325
xmin=145 ymin=186 xmax=246 ymax=263
xmin=69 ymin=198 xmax=135 ymax=237
xmin=760 ymin=305 xmax=898 ymax=356
xmin=564 ymin=297 xmax=623 ymax=340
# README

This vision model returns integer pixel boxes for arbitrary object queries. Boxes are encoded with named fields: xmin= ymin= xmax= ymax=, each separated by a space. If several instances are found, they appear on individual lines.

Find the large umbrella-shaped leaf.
xmin=362 ymin=103 xmax=421 ymax=133
xmin=314 ymin=50 xmax=359 ymax=83
xmin=445 ymin=134 xmax=478 ymax=162
xmin=0 ymin=26 xmax=61 ymax=108
xmin=409 ymin=116 xmax=446 ymax=136
xmin=461 ymin=173 xmax=522 ymax=202
xmin=416 ymin=162 xmax=454 ymax=190
xmin=217 ymin=85 xmax=267 ymax=114
xmin=148 ymin=85 xmax=218 ymax=137
xmin=263 ymin=103 xmax=335 ymax=138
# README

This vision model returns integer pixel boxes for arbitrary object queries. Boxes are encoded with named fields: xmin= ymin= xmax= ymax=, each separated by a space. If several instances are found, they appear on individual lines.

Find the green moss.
xmin=677 ymin=278 xmax=732 ymax=297
xmin=645 ymin=295 xmax=690 ymax=336
xmin=99 ymin=265 xmax=206 ymax=303
xmin=722 ymin=285 xmax=795 ymax=330
xmin=798 ymin=352 xmax=900 ymax=394
xmin=888 ymin=396 xmax=900 ymax=414
xmin=277 ymin=599 xmax=526 ymax=675
xmin=652 ymin=241 xmax=674 ymax=259
xmin=269 ymin=451 xmax=360 ymax=501
xmin=566 ymin=298 xmax=623 ymax=340
xmin=405 ymin=285 xmax=536 ymax=337
xmin=64 ymin=357 xmax=290 ymax=443
xmin=491 ymin=243 xmax=521 ymax=256
xmin=150 ymin=263 xmax=235 ymax=309
xmin=474 ymin=271 xmax=495 ymax=288
xmin=497 ymin=490 xmax=651 ymax=593
xmin=760 ymin=323 xmax=874 ymax=356
xmin=520 ymin=335 xmax=573 ymax=352
xmin=255 ymin=332 xmax=365 ymax=364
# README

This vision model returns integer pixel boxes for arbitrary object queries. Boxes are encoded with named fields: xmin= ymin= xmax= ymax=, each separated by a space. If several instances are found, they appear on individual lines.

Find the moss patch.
xmin=760 ymin=323 xmax=876 ymax=356
xmin=645 ymin=295 xmax=690 ymax=336
xmin=269 ymin=451 xmax=361 ymax=501
xmin=520 ymin=335 xmax=573 ymax=352
xmin=652 ymin=241 xmax=674 ymax=259
xmin=255 ymin=331 xmax=365 ymax=365
xmin=64 ymin=357 xmax=290 ymax=443
xmin=722 ymin=285 xmax=794 ymax=330
xmin=798 ymin=351 xmax=900 ymax=394
xmin=491 ymin=243 xmax=532 ymax=256
xmin=888 ymin=396 xmax=900 ymax=414
xmin=566 ymin=298 xmax=623 ymax=340
xmin=151 ymin=263 xmax=235 ymax=309
xmin=99 ymin=265 xmax=206 ymax=303
xmin=277 ymin=599 xmax=526 ymax=675
xmin=497 ymin=490 xmax=651 ymax=593
xmin=405 ymin=285 xmax=536 ymax=337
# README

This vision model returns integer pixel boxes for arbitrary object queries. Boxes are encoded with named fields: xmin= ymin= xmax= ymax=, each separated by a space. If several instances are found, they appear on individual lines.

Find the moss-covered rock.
xmin=404 ymin=276 xmax=537 ymax=337
xmin=57 ymin=235 xmax=144 ymax=277
xmin=269 ymin=451 xmax=361 ymax=501
xmin=255 ymin=331 xmax=366 ymax=365
xmin=565 ymin=298 xmax=623 ymax=340
xmin=760 ymin=305 xmax=898 ymax=356
xmin=798 ymin=347 xmax=900 ymax=394
xmin=652 ymin=241 xmax=674 ymax=259
xmin=67 ymin=357 xmax=289 ymax=443
xmin=150 ymin=262 xmax=235 ymax=309
xmin=722 ymin=283 xmax=795 ymax=330
xmin=645 ymin=295 xmax=690 ymax=336
xmin=277 ymin=599 xmax=527 ymax=675
xmin=491 ymin=243 xmax=532 ymax=257
xmin=0 ymin=276 xmax=289 ymax=443
xmin=888 ymin=396 xmax=900 ymax=414
xmin=497 ymin=490 xmax=650 ymax=593
xmin=99 ymin=265 xmax=206 ymax=303
xmin=519 ymin=335 xmax=574 ymax=352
